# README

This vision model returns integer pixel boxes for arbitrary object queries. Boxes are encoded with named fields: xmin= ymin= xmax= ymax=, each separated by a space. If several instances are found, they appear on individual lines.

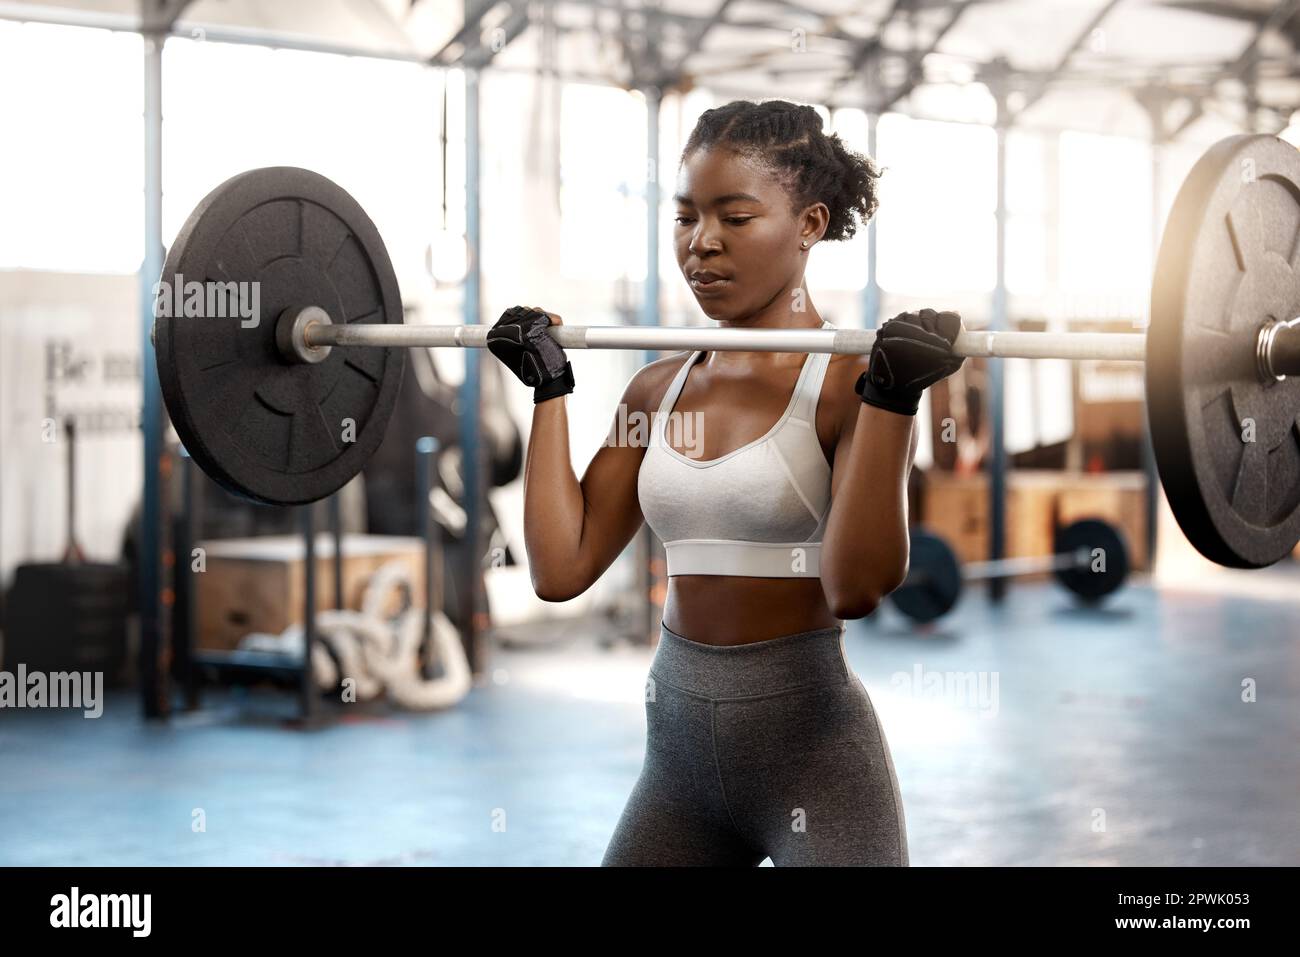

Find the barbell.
xmin=889 ymin=519 xmax=1130 ymax=624
xmin=152 ymin=133 xmax=1300 ymax=569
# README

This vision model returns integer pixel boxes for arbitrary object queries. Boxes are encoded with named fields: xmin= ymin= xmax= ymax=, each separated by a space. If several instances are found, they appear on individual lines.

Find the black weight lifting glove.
xmin=486 ymin=305 xmax=575 ymax=404
xmin=855 ymin=308 xmax=966 ymax=416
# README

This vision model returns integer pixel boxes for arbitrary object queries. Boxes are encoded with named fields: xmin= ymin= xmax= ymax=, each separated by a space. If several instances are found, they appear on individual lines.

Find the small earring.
xmin=801 ymin=240 xmax=809 ymax=249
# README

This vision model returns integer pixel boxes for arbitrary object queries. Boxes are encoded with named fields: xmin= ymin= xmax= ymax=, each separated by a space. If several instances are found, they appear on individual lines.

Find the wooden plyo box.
xmin=923 ymin=470 xmax=1148 ymax=572
xmin=195 ymin=535 xmax=426 ymax=651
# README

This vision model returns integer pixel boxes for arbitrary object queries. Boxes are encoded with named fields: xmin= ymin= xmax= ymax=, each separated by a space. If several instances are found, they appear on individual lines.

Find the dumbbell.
xmin=888 ymin=518 xmax=1131 ymax=624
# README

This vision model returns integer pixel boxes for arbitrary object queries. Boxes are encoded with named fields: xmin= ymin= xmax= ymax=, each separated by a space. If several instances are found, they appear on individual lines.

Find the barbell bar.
xmin=889 ymin=520 xmax=1130 ymax=624
xmin=962 ymin=550 xmax=1093 ymax=579
xmin=294 ymin=317 xmax=1154 ymax=363
xmin=152 ymin=134 xmax=1300 ymax=569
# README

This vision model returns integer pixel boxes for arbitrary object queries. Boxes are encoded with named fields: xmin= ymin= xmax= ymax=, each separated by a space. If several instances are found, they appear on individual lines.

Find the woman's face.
xmin=673 ymin=146 xmax=823 ymax=322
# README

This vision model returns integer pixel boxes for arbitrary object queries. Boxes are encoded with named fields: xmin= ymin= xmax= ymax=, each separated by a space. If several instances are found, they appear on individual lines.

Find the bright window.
xmin=559 ymin=84 xmax=648 ymax=282
xmin=1006 ymin=130 xmax=1048 ymax=295
xmin=0 ymin=23 xmax=143 ymax=272
xmin=162 ymin=38 xmax=441 ymax=290
xmin=0 ymin=24 xmax=445 ymax=281
xmin=1058 ymin=131 xmax=1152 ymax=308
xmin=875 ymin=114 xmax=997 ymax=294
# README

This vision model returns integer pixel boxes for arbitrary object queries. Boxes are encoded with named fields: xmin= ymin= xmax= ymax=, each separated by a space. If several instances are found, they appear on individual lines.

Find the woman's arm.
xmin=819 ymin=362 xmax=917 ymax=619
xmin=522 ymin=352 xmax=682 ymax=602
xmin=820 ymin=309 xmax=961 ymax=618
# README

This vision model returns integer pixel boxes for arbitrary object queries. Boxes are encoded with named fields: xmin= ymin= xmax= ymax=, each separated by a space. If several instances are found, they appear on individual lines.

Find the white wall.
xmin=0 ymin=270 xmax=142 ymax=586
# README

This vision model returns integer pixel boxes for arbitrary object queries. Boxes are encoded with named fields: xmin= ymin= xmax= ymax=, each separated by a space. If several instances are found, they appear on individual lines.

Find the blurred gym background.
xmin=1 ymin=0 xmax=1298 ymax=866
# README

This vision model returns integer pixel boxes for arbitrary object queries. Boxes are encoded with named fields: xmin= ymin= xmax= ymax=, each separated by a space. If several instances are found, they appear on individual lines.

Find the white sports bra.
xmin=637 ymin=320 xmax=834 ymax=578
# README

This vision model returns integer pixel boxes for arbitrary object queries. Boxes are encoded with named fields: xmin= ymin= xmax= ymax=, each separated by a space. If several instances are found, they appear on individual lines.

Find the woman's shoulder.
xmin=816 ymin=351 xmax=873 ymax=447
xmin=824 ymin=350 xmax=871 ymax=391
xmin=619 ymin=351 xmax=697 ymax=415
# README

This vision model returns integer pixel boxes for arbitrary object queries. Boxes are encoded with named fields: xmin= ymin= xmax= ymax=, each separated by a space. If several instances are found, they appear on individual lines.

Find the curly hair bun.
xmin=682 ymin=99 xmax=881 ymax=242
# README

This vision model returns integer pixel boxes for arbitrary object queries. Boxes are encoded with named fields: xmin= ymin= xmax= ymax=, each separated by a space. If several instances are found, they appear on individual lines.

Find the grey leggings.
xmin=602 ymin=623 xmax=908 ymax=866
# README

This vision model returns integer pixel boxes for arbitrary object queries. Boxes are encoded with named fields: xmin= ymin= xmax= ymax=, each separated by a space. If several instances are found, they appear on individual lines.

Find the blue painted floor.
xmin=1 ymin=578 xmax=1297 ymax=866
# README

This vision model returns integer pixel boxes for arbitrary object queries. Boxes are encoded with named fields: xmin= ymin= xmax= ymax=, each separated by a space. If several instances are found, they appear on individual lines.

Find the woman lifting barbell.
xmin=485 ymin=99 xmax=966 ymax=867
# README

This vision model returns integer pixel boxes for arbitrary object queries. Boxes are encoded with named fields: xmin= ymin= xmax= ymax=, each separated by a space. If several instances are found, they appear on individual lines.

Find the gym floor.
xmin=3 ymin=574 xmax=1295 ymax=867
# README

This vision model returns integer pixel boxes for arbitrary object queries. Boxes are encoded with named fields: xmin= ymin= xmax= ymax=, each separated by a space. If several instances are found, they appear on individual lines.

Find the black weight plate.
xmin=1148 ymin=135 xmax=1300 ymax=567
xmin=154 ymin=168 xmax=404 ymax=506
xmin=891 ymin=529 xmax=962 ymax=623
xmin=1053 ymin=519 xmax=1129 ymax=603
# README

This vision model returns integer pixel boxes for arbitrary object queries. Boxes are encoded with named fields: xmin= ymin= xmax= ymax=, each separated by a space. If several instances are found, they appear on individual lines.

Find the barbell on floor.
xmin=889 ymin=519 xmax=1130 ymax=624
xmin=152 ymin=133 xmax=1300 ymax=569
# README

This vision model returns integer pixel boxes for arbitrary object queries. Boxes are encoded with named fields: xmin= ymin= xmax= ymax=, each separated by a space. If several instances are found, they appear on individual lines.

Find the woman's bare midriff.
xmin=661 ymin=575 xmax=840 ymax=645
